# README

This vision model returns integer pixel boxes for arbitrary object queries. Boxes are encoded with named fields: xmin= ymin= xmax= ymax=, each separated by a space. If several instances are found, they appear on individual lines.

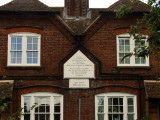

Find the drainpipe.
xmin=78 ymin=98 xmax=81 ymax=120
xmin=144 ymin=81 xmax=149 ymax=116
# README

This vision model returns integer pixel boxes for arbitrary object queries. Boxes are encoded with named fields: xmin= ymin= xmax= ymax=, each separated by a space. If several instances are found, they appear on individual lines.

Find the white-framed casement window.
xmin=8 ymin=32 xmax=41 ymax=66
xmin=95 ymin=92 xmax=137 ymax=120
xmin=21 ymin=92 xmax=63 ymax=120
xmin=117 ymin=34 xmax=149 ymax=66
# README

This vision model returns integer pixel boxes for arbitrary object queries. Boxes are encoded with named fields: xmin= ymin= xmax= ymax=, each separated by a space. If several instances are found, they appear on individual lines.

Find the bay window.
xmin=95 ymin=92 xmax=137 ymax=120
xmin=21 ymin=92 xmax=63 ymax=120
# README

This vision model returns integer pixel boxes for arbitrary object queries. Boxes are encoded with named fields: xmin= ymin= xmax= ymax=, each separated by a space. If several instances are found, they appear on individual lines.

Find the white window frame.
xmin=21 ymin=92 xmax=63 ymax=120
xmin=8 ymin=32 xmax=41 ymax=66
xmin=95 ymin=92 xmax=137 ymax=120
xmin=117 ymin=34 xmax=149 ymax=67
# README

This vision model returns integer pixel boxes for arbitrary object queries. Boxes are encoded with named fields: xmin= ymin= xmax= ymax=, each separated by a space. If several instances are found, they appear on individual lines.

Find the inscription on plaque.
xmin=64 ymin=50 xmax=95 ymax=78
xmin=69 ymin=79 xmax=89 ymax=88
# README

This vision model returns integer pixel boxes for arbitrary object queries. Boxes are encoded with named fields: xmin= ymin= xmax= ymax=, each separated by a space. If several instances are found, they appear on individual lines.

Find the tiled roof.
xmin=145 ymin=81 xmax=160 ymax=98
xmin=0 ymin=0 xmax=53 ymax=12
xmin=0 ymin=81 xmax=14 ymax=98
xmin=108 ymin=0 xmax=150 ymax=12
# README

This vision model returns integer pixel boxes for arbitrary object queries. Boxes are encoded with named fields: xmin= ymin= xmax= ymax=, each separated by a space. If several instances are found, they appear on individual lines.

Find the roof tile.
xmin=0 ymin=0 xmax=53 ymax=12
xmin=108 ymin=0 xmax=150 ymax=12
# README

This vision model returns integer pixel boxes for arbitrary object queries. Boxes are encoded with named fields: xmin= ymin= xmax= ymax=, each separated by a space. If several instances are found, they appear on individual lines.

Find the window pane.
xmin=108 ymin=106 xmax=112 ymax=112
xmin=24 ymin=114 xmax=30 ymax=120
xmin=27 ymin=52 xmax=32 ymax=57
xmin=27 ymin=58 xmax=32 ymax=64
xmin=128 ymin=98 xmax=133 ymax=105
xmin=128 ymin=114 xmax=134 ymax=120
xmin=54 ymin=106 xmax=60 ymax=112
xmin=135 ymin=57 xmax=140 ymax=64
xmin=120 ymin=106 xmax=123 ymax=112
xmin=113 ymin=98 xmax=118 ymax=105
xmin=27 ymin=37 xmax=32 ymax=43
xmin=119 ymin=46 xmax=124 ymax=52
xmin=11 ymin=37 xmax=22 ymax=50
xmin=33 ymin=52 xmax=38 ymax=57
xmin=33 ymin=44 xmax=38 ymax=50
xmin=108 ymin=98 xmax=112 ymax=105
xmin=27 ymin=44 xmax=32 ymax=50
xmin=17 ymin=52 xmax=22 ymax=57
xmin=113 ymin=114 xmax=118 ymax=119
xmin=11 ymin=58 xmax=16 ymax=63
xmin=125 ymin=40 xmax=129 ymax=45
xmin=98 ymin=106 xmax=104 ymax=113
xmin=17 ymin=44 xmax=22 ymax=50
xmin=54 ymin=114 xmax=60 ymax=120
xmin=119 ymin=98 xmax=123 ymax=105
xmin=17 ymin=58 xmax=22 ymax=63
xmin=54 ymin=97 xmax=60 ymax=105
xmin=141 ymin=57 xmax=146 ymax=64
xmin=128 ymin=106 xmax=134 ymax=112
xmin=27 ymin=52 xmax=38 ymax=64
xmin=119 ymin=40 xmax=124 ymax=45
xmin=125 ymin=46 xmax=130 ymax=52
xmin=46 ymin=106 xmax=50 ymax=112
xmin=46 ymin=114 xmax=50 ymax=120
xmin=33 ymin=58 xmax=38 ymax=63
xmin=98 ymin=97 xmax=104 ymax=105
xmin=17 ymin=37 xmax=22 ymax=43
xmin=11 ymin=37 xmax=16 ymax=44
xmin=24 ymin=97 xmax=31 ymax=112
xmin=98 ymin=114 xmax=104 ymax=120
xmin=125 ymin=58 xmax=130 ymax=64
xmin=108 ymin=114 xmax=112 ymax=120
xmin=11 ymin=44 xmax=16 ymax=50
xmin=39 ymin=106 xmax=45 ymax=112
xmin=33 ymin=38 xmax=38 ymax=43
xmin=11 ymin=52 xmax=22 ymax=64
xmin=113 ymin=106 xmax=119 ymax=112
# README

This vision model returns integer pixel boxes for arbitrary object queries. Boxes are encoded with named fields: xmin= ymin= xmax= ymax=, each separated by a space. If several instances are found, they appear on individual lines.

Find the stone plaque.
xmin=64 ymin=50 xmax=95 ymax=78
xmin=69 ymin=79 xmax=89 ymax=88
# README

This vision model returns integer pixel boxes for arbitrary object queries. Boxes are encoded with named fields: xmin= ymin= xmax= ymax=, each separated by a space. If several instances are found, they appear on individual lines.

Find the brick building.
xmin=0 ymin=0 xmax=159 ymax=120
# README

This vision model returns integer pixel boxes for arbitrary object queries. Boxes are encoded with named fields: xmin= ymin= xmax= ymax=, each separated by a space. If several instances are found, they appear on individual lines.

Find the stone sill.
xmin=5 ymin=66 xmax=42 ymax=70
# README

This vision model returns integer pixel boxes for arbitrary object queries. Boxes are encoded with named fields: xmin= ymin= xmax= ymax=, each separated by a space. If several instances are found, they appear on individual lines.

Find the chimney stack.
xmin=64 ymin=0 xmax=91 ymax=19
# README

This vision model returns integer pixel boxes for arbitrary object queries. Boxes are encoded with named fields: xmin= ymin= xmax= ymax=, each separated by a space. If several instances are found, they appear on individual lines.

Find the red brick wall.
xmin=84 ymin=14 xmax=160 ymax=77
xmin=149 ymin=99 xmax=159 ymax=120
xmin=0 ymin=13 xmax=74 ymax=77
xmin=12 ymin=79 xmax=145 ymax=120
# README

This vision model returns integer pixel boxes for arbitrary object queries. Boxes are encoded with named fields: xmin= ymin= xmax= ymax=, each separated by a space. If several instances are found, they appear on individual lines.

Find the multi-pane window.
xmin=95 ymin=92 xmax=137 ymax=120
xmin=21 ymin=92 xmax=63 ymax=120
xmin=8 ymin=33 xmax=40 ymax=66
xmin=117 ymin=34 xmax=149 ymax=66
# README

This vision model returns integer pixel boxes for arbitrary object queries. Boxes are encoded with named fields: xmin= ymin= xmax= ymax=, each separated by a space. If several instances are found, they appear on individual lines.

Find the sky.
xmin=0 ymin=0 xmax=148 ymax=8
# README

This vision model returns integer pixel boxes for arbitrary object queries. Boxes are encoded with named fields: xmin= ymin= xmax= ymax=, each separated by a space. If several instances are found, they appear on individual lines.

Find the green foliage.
xmin=115 ymin=3 xmax=133 ymax=18
xmin=0 ymin=97 xmax=37 ymax=120
xmin=115 ymin=0 xmax=160 ymax=58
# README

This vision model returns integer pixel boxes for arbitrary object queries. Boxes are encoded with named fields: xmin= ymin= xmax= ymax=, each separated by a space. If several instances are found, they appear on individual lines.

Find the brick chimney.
xmin=64 ymin=0 xmax=91 ymax=19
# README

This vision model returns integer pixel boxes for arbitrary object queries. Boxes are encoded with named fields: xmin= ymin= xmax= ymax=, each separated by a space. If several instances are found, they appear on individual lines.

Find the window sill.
xmin=5 ymin=66 xmax=42 ymax=70
xmin=116 ymin=66 xmax=151 ymax=70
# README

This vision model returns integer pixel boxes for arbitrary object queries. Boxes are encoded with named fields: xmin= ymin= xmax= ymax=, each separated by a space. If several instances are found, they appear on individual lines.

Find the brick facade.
xmin=0 ymin=0 xmax=159 ymax=120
